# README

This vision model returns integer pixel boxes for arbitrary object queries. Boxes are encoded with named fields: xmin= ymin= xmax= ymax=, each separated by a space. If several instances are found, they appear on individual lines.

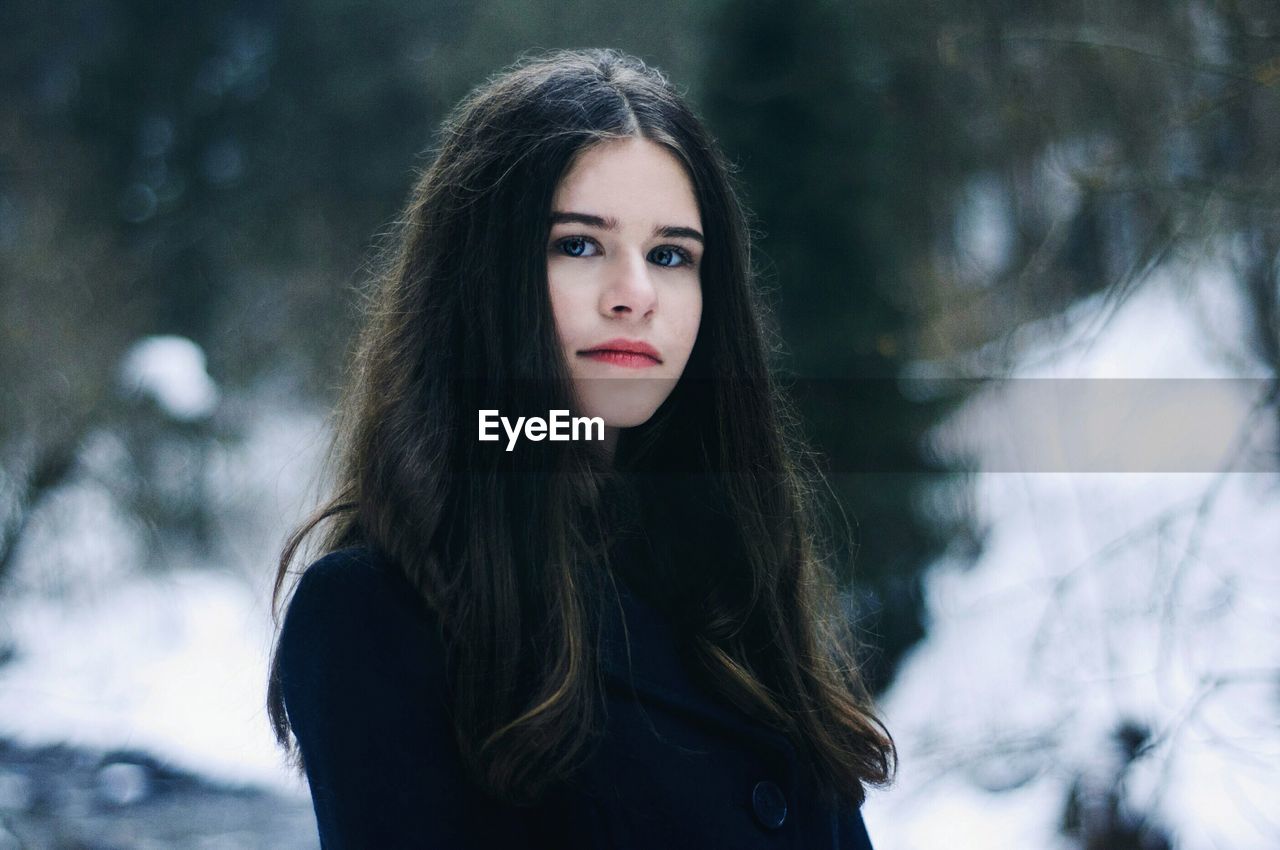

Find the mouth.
xmin=578 ymin=338 xmax=663 ymax=368
xmin=578 ymin=350 xmax=662 ymax=368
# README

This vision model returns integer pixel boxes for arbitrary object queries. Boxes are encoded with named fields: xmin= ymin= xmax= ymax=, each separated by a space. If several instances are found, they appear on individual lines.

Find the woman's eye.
xmin=554 ymin=236 xmax=599 ymax=258
xmin=650 ymin=245 xmax=696 ymax=269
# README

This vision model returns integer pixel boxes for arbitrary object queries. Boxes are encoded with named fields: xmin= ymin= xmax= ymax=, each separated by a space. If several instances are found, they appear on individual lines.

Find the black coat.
xmin=277 ymin=545 xmax=876 ymax=849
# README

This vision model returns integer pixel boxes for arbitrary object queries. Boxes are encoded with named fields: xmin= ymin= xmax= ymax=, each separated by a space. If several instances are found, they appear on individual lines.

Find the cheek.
xmin=680 ymin=288 xmax=703 ymax=349
xmin=546 ymin=279 xmax=576 ymax=346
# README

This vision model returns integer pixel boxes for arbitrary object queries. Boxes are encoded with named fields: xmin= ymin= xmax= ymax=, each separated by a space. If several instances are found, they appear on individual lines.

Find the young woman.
xmin=266 ymin=48 xmax=895 ymax=849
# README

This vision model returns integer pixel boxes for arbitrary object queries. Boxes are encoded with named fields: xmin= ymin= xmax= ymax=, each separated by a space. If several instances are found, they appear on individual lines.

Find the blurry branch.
xmin=1185 ymin=669 xmax=1280 ymax=765
xmin=1152 ymin=385 xmax=1279 ymax=700
xmin=1072 ymin=202 xmax=1186 ymax=353
xmin=1241 ymin=228 xmax=1280 ymax=384
xmin=0 ymin=410 xmax=97 ymax=594
xmin=1087 ymin=178 xmax=1280 ymax=208
xmin=1025 ymin=379 xmax=1277 ymax=691
xmin=0 ymin=442 xmax=76 ymax=591
xmin=997 ymin=25 xmax=1265 ymax=83
xmin=890 ymin=721 xmax=1070 ymax=798
xmin=1137 ymin=666 xmax=1280 ymax=822
xmin=1179 ymin=54 xmax=1280 ymax=124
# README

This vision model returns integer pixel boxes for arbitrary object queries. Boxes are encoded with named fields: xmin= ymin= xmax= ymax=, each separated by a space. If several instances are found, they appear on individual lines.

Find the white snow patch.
xmin=118 ymin=335 xmax=220 ymax=421
xmin=0 ymin=567 xmax=305 ymax=796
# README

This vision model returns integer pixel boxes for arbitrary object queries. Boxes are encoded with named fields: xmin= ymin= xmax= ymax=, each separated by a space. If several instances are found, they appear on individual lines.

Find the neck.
xmin=602 ymin=426 xmax=619 ymax=463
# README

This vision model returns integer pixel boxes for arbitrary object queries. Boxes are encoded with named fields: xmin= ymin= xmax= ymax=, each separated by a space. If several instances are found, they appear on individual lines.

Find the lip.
xmin=578 ymin=338 xmax=663 ymax=365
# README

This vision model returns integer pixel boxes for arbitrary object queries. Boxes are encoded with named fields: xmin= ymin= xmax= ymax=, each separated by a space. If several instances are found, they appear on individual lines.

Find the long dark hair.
xmin=266 ymin=47 xmax=895 ymax=808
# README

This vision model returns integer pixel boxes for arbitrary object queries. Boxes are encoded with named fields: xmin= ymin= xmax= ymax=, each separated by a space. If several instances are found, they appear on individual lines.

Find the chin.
xmin=577 ymin=381 xmax=676 ymax=428
xmin=586 ymin=402 xmax=663 ymax=428
xmin=578 ymin=389 xmax=670 ymax=427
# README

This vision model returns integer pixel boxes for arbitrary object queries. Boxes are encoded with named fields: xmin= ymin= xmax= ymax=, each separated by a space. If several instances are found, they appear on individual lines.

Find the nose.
xmin=600 ymin=252 xmax=657 ymax=319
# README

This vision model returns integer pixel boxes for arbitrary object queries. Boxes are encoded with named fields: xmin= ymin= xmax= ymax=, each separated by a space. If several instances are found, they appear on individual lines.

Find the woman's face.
xmin=547 ymin=137 xmax=703 ymax=438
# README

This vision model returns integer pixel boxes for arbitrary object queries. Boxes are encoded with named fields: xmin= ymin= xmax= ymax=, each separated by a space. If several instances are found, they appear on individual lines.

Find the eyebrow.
xmin=550 ymin=210 xmax=704 ymax=244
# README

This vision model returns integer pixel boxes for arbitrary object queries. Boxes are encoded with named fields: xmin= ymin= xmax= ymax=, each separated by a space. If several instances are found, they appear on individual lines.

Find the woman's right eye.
xmin=553 ymin=236 xmax=600 ymax=258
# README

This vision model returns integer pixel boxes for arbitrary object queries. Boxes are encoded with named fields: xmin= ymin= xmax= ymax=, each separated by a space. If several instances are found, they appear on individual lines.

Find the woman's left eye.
xmin=649 ymin=245 xmax=696 ymax=269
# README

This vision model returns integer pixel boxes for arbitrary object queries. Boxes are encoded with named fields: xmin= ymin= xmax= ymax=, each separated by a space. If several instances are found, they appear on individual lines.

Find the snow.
xmin=953 ymin=172 xmax=1016 ymax=283
xmin=0 ymin=379 xmax=329 ymax=798
xmin=0 ymin=566 xmax=293 ymax=793
xmin=117 ymin=335 xmax=220 ymax=421
xmin=863 ymin=261 xmax=1280 ymax=848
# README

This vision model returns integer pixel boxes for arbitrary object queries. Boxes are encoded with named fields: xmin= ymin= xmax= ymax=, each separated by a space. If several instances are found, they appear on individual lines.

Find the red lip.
xmin=578 ymin=338 xmax=663 ymax=364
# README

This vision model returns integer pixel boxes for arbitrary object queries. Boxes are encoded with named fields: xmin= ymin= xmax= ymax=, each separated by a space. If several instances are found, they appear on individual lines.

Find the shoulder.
xmin=275 ymin=548 xmax=528 ymax=846
xmin=276 ymin=545 xmax=446 ymax=722
xmin=279 ymin=545 xmax=428 ymax=642
xmin=284 ymin=544 xmax=406 ymax=606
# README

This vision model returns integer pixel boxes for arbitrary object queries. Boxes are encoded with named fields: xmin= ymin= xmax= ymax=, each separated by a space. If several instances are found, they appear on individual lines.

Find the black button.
xmin=751 ymin=779 xmax=787 ymax=829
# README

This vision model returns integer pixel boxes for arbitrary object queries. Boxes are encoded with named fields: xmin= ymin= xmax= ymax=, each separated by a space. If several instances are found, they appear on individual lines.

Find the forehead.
xmin=552 ymin=138 xmax=701 ymax=224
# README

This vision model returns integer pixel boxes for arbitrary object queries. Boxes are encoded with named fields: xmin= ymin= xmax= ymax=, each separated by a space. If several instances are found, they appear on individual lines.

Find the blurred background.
xmin=1 ymin=1 xmax=1277 ymax=847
